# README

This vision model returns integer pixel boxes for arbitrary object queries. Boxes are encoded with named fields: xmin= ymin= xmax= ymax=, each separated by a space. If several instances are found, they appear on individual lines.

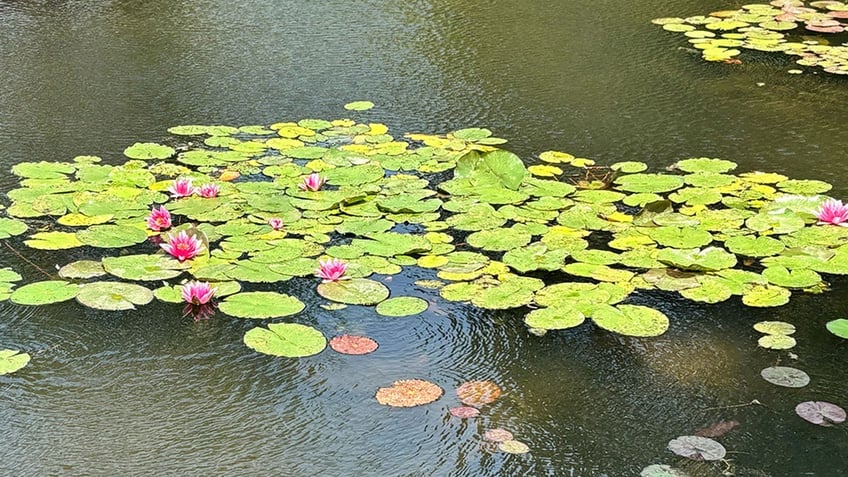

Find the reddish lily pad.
xmin=329 ymin=335 xmax=379 ymax=355
xmin=375 ymin=379 xmax=443 ymax=407
xmin=449 ymin=406 xmax=480 ymax=418
xmin=483 ymin=428 xmax=514 ymax=442
xmin=456 ymin=380 xmax=502 ymax=407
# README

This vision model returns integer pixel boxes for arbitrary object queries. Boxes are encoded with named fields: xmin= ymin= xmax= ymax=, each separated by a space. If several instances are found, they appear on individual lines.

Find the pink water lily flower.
xmin=181 ymin=281 xmax=216 ymax=305
xmin=316 ymin=258 xmax=347 ymax=282
xmin=197 ymin=183 xmax=220 ymax=198
xmin=146 ymin=206 xmax=172 ymax=231
xmin=161 ymin=230 xmax=205 ymax=262
xmin=299 ymin=173 xmax=326 ymax=192
xmin=168 ymin=177 xmax=197 ymax=198
xmin=816 ymin=199 xmax=848 ymax=226
xmin=268 ymin=217 xmax=284 ymax=230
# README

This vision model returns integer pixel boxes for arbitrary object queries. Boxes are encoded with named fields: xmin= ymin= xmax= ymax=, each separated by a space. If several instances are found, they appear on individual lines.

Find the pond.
xmin=1 ymin=0 xmax=847 ymax=475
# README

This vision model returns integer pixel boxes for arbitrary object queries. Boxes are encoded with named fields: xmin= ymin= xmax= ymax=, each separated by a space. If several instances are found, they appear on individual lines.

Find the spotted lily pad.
xmin=758 ymin=334 xmax=796 ymax=350
xmin=76 ymin=225 xmax=148 ymax=248
xmin=796 ymin=401 xmax=846 ymax=426
xmin=219 ymin=292 xmax=305 ymax=319
xmin=243 ymin=323 xmax=326 ymax=358
xmin=524 ymin=307 xmax=585 ymax=330
xmin=590 ymin=304 xmax=669 ymax=337
xmin=329 ymin=335 xmax=379 ymax=355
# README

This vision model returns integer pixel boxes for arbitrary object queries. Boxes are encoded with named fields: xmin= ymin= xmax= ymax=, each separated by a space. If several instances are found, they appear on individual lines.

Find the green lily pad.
xmin=58 ymin=260 xmax=106 ymax=279
xmin=524 ymin=306 xmax=585 ymax=330
xmin=471 ymin=277 xmax=542 ymax=310
xmin=758 ymin=334 xmax=796 ymax=350
xmin=123 ymin=142 xmax=176 ymax=160
xmin=219 ymin=292 xmax=305 ymax=319
xmin=102 ymin=254 xmax=189 ymax=281
xmin=466 ymin=228 xmax=532 ymax=252
xmin=243 ymin=323 xmax=326 ymax=358
xmin=640 ymin=464 xmax=689 ymax=477
xmin=375 ymin=296 xmax=429 ymax=317
xmin=0 ymin=218 xmax=28 ymax=238
xmin=754 ymin=321 xmax=795 ymax=335
xmin=724 ymin=235 xmax=785 ymax=257
xmin=826 ymin=319 xmax=848 ymax=339
xmin=76 ymin=281 xmax=153 ymax=310
xmin=317 ymin=278 xmax=390 ymax=305
xmin=25 ymin=231 xmax=84 ymax=250
xmin=344 ymin=101 xmax=375 ymax=111
xmin=76 ymin=225 xmax=148 ymax=248
xmin=0 ymin=350 xmax=31 ymax=375
xmin=762 ymin=266 xmax=821 ymax=288
xmin=615 ymin=174 xmax=685 ymax=193
xmin=455 ymin=150 xmax=528 ymax=191
xmin=503 ymin=243 xmax=570 ymax=273
xmin=10 ymin=280 xmax=79 ymax=305
xmin=590 ymin=304 xmax=669 ymax=337
xmin=674 ymin=157 xmax=737 ymax=174
xmin=656 ymin=247 xmax=736 ymax=271
xmin=742 ymin=285 xmax=791 ymax=307
xmin=646 ymin=227 xmax=714 ymax=248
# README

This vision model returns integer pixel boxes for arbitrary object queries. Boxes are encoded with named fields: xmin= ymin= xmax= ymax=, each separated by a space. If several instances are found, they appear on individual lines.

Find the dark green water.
xmin=0 ymin=1 xmax=847 ymax=475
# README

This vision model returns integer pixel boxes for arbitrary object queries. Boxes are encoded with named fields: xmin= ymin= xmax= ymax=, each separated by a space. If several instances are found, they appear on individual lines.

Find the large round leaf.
xmin=76 ymin=225 xmax=148 ymax=248
xmin=667 ymin=435 xmax=726 ymax=461
xmin=795 ymin=401 xmax=846 ymax=426
xmin=761 ymin=366 xmax=809 ymax=388
xmin=10 ymin=280 xmax=79 ymax=305
xmin=123 ymin=142 xmax=175 ymax=160
xmin=591 ymin=304 xmax=669 ymax=337
xmin=76 ymin=281 xmax=153 ymax=310
xmin=375 ymin=379 xmax=443 ymax=407
xmin=524 ymin=307 xmax=585 ymax=330
xmin=219 ymin=292 xmax=305 ymax=319
xmin=243 ymin=323 xmax=326 ymax=357
xmin=102 ymin=254 xmax=189 ymax=281
xmin=375 ymin=296 xmax=428 ymax=317
xmin=317 ymin=278 xmax=390 ymax=305
xmin=0 ymin=349 xmax=31 ymax=375
xmin=826 ymin=319 xmax=848 ymax=339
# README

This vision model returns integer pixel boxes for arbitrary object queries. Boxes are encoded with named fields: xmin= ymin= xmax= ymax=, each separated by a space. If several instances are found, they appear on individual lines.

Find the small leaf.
xmin=795 ymin=401 xmax=846 ymax=426
xmin=825 ymin=319 xmax=848 ymax=339
xmin=761 ymin=366 xmax=809 ymax=388
xmin=0 ymin=349 xmax=31 ymax=375
xmin=244 ymin=323 xmax=326 ymax=358
xmin=667 ymin=435 xmax=726 ymax=461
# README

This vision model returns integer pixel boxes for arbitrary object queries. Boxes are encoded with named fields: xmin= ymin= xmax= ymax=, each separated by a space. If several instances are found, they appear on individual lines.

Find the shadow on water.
xmin=0 ymin=0 xmax=847 ymax=475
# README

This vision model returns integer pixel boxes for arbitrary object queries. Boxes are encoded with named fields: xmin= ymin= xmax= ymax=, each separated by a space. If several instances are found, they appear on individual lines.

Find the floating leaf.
xmin=123 ymin=142 xmax=175 ymax=160
xmin=10 ymin=280 xmax=79 ymax=305
xmin=375 ymin=379 xmax=443 ymax=407
xmin=591 ymin=304 xmax=669 ymax=337
xmin=758 ymin=334 xmax=796 ymax=350
xmin=375 ymin=296 xmax=428 ymax=317
xmin=640 ymin=464 xmax=690 ymax=477
xmin=317 ymin=278 xmax=390 ymax=305
xmin=667 ymin=435 xmax=726 ymax=461
xmin=76 ymin=225 xmax=148 ymax=248
xmin=795 ymin=401 xmax=846 ymax=426
xmin=76 ymin=281 xmax=153 ymax=310
xmin=484 ymin=428 xmax=514 ymax=442
xmin=0 ymin=350 xmax=30 ymax=375
xmin=219 ymin=292 xmax=305 ymax=319
xmin=753 ymin=321 xmax=795 ymax=335
xmin=0 ymin=218 xmax=28 ymax=238
xmin=449 ymin=406 xmax=480 ymax=418
xmin=524 ymin=307 xmax=585 ymax=330
xmin=826 ymin=319 xmax=848 ymax=339
xmin=456 ymin=380 xmax=502 ymax=407
xmin=102 ymin=254 xmax=189 ymax=281
xmin=243 ymin=323 xmax=326 ymax=358
xmin=25 ymin=231 xmax=84 ymax=250
xmin=498 ymin=440 xmax=530 ymax=454
xmin=742 ymin=284 xmax=790 ymax=307
xmin=58 ymin=260 xmax=106 ymax=279
xmin=761 ymin=366 xmax=809 ymax=388
xmin=344 ymin=101 xmax=375 ymax=111
xmin=329 ymin=335 xmax=379 ymax=355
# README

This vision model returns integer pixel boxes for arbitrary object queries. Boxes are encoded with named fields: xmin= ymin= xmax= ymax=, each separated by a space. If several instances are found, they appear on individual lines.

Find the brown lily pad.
xmin=456 ymin=380 xmax=502 ymax=407
xmin=483 ymin=428 xmax=514 ymax=442
xmin=375 ymin=379 xmax=443 ymax=407
xmin=695 ymin=420 xmax=739 ymax=438
xmin=329 ymin=334 xmax=379 ymax=355
xmin=449 ymin=406 xmax=480 ymax=418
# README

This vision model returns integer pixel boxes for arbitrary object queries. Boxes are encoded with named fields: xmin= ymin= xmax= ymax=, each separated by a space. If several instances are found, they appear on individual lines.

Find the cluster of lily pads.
xmin=0 ymin=105 xmax=847 ymax=364
xmin=653 ymin=0 xmax=848 ymax=74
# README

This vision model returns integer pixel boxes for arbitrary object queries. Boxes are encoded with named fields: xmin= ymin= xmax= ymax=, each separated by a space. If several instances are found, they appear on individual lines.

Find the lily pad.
xmin=483 ymin=428 xmax=514 ymax=442
xmin=0 ymin=350 xmax=31 ymax=375
xmin=761 ymin=366 xmax=810 ymax=388
xmin=591 ymin=304 xmax=669 ymax=337
xmin=58 ymin=260 xmax=106 ymax=279
xmin=667 ymin=435 xmax=726 ymax=461
xmin=375 ymin=296 xmax=428 ymax=317
xmin=758 ymin=334 xmax=796 ymax=350
xmin=76 ymin=281 xmax=153 ymax=310
xmin=219 ymin=292 xmax=305 ymax=319
xmin=76 ymin=225 xmax=148 ymax=248
xmin=524 ymin=307 xmax=585 ymax=330
xmin=123 ymin=142 xmax=175 ymax=160
xmin=449 ymin=406 xmax=480 ymax=418
xmin=317 ymin=278 xmax=390 ymax=305
xmin=498 ymin=440 xmax=530 ymax=454
xmin=344 ymin=101 xmax=375 ymax=111
xmin=826 ymin=319 xmax=848 ymax=339
xmin=456 ymin=380 xmax=502 ymax=407
xmin=10 ymin=280 xmax=79 ymax=305
xmin=243 ymin=322 xmax=326 ymax=358
xmin=640 ymin=464 xmax=690 ymax=477
xmin=753 ymin=321 xmax=795 ymax=335
xmin=329 ymin=335 xmax=379 ymax=355
xmin=795 ymin=401 xmax=846 ymax=426
xmin=375 ymin=379 xmax=443 ymax=407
